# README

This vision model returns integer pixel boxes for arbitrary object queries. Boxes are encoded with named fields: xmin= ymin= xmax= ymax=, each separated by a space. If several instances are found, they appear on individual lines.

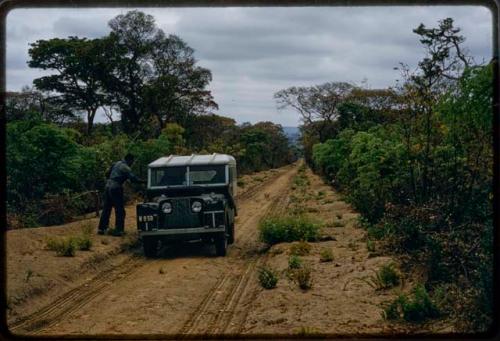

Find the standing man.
xmin=98 ymin=153 xmax=145 ymax=236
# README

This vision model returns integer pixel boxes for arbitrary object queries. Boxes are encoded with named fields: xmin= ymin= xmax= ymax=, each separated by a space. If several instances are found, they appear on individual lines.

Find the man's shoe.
xmin=110 ymin=229 xmax=125 ymax=237
xmin=97 ymin=229 xmax=106 ymax=235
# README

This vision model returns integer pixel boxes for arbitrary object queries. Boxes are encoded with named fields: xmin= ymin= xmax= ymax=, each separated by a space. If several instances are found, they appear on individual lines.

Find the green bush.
xmin=368 ymin=263 xmax=400 ymax=290
xmin=288 ymin=255 xmax=302 ymax=269
xmin=75 ymin=234 xmax=93 ymax=251
xmin=46 ymin=237 xmax=78 ymax=257
xmin=383 ymin=284 xmax=439 ymax=323
xmin=259 ymin=215 xmax=320 ymax=245
xmin=258 ymin=266 xmax=279 ymax=289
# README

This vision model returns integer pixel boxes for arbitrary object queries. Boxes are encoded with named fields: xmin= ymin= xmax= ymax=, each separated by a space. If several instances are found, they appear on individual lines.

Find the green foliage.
xmin=75 ymin=234 xmax=93 ymax=251
xmin=384 ymin=285 xmax=440 ymax=323
xmin=45 ymin=229 xmax=93 ymax=255
xmin=259 ymin=215 xmax=320 ymax=245
xmin=368 ymin=263 xmax=400 ymax=290
xmin=258 ymin=266 xmax=279 ymax=289
xmin=46 ymin=236 xmax=78 ymax=257
xmin=288 ymin=255 xmax=303 ymax=269
xmin=286 ymin=18 xmax=492 ymax=330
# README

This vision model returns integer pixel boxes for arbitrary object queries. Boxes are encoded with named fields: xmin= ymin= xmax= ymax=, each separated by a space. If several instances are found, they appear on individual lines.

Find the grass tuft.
xmin=383 ymin=284 xmax=440 ymax=322
xmin=258 ymin=265 xmax=279 ymax=289
xmin=294 ymin=265 xmax=313 ymax=290
xmin=259 ymin=215 xmax=320 ymax=245
xmin=45 ymin=237 xmax=78 ymax=257
xmin=288 ymin=255 xmax=303 ymax=269
xmin=290 ymin=241 xmax=312 ymax=256
xmin=319 ymin=248 xmax=334 ymax=262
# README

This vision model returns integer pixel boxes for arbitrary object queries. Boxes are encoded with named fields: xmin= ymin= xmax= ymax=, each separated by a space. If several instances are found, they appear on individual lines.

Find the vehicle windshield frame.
xmin=148 ymin=164 xmax=228 ymax=189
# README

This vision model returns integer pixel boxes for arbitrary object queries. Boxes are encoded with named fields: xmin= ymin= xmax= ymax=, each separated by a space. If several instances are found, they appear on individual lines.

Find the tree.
xmin=274 ymin=82 xmax=354 ymax=142
xmin=145 ymin=33 xmax=217 ymax=130
xmin=102 ymin=10 xmax=217 ymax=136
xmin=99 ymin=11 xmax=158 ymax=135
xmin=28 ymin=37 xmax=107 ymax=134
xmin=5 ymin=87 xmax=77 ymax=123
xmin=395 ymin=17 xmax=473 ymax=201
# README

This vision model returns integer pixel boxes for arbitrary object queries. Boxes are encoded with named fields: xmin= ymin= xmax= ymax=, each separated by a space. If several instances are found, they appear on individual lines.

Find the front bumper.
xmin=140 ymin=226 xmax=225 ymax=237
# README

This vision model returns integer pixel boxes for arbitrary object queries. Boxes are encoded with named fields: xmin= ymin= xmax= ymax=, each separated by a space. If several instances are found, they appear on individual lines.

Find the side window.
xmin=229 ymin=166 xmax=235 ymax=183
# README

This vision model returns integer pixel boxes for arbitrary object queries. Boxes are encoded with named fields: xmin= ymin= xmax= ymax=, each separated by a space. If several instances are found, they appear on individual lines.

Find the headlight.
xmin=161 ymin=202 xmax=172 ymax=214
xmin=191 ymin=201 xmax=202 ymax=213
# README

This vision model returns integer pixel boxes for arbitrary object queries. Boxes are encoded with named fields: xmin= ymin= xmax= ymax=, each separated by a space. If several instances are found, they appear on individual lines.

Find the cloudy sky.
xmin=6 ymin=6 xmax=493 ymax=126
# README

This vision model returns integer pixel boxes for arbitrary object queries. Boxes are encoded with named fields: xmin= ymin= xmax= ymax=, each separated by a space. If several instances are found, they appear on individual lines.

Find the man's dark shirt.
xmin=106 ymin=160 xmax=142 ymax=188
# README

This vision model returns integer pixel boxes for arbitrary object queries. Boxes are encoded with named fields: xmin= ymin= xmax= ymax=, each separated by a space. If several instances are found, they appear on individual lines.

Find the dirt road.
xmin=8 ymin=164 xmax=297 ymax=336
xmin=8 ymin=163 xmax=409 ymax=337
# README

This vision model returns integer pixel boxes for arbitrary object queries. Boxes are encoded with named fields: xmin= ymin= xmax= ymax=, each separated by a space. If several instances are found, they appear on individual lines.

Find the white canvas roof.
xmin=149 ymin=153 xmax=236 ymax=168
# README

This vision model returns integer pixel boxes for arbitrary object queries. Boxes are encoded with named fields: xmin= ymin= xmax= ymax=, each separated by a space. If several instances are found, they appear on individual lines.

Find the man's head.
xmin=124 ymin=153 xmax=135 ymax=166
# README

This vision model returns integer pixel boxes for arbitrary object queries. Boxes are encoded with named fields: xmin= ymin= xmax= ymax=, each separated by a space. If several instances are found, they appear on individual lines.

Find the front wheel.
xmin=214 ymin=233 xmax=227 ymax=257
xmin=143 ymin=236 xmax=158 ymax=258
xmin=228 ymin=222 xmax=235 ymax=245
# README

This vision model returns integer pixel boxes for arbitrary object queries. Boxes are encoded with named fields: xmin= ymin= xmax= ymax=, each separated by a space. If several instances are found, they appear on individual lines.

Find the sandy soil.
xmin=7 ymin=163 xmax=416 ymax=337
xmin=6 ymin=164 xmax=294 ymax=335
xmin=241 ymin=166 xmax=405 ymax=336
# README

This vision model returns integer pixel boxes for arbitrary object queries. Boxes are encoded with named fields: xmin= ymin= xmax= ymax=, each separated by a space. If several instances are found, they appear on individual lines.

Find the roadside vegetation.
xmin=45 ymin=226 xmax=93 ymax=256
xmin=258 ymin=266 xmax=279 ymax=289
xmin=6 ymin=10 xmax=296 ymax=229
xmin=276 ymin=18 xmax=493 ymax=331
xmin=259 ymin=216 xmax=320 ymax=245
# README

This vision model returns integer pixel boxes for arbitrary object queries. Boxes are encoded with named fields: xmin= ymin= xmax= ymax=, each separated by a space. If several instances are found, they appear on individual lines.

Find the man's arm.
xmin=126 ymin=168 xmax=146 ymax=184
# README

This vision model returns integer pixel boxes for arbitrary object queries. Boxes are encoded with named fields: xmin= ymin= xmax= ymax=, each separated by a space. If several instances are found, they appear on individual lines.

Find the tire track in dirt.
xmin=179 ymin=165 xmax=296 ymax=336
xmin=220 ymin=170 xmax=294 ymax=335
xmin=9 ymin=165 xmax=294 ymax=336
xmin=9 ymin=256 xmax=147 ymax=334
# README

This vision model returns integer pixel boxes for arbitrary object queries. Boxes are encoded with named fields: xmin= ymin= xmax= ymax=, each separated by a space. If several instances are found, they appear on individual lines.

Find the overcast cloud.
xmin=6 ymin=6 xmax=493 ymax=126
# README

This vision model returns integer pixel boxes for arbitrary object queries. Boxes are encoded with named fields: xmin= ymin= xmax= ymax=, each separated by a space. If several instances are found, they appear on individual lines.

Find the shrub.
xmin=288 ymin=255 xmax=302 ymax=269
xmin=259 ymin=215 xmax=320 ymax=245
xmin=294 ymin=265 xmax=313 ymax=290
xmin=319 ymin=248 xmax=334 ymax=262
xmin=46 ymin=237 xmax=78 ymax=257
xmin=383 ymin=284 xmax=440 ymax=322
xmin=258 ymin=266 xmax=278 ymax=289
xmin=368 ymin=263 xmax=400 ymax=290
xmin=75 ymin=234 xmax=93 ymax=251
xmin=290 ymin=241 xmax=311 ymax=256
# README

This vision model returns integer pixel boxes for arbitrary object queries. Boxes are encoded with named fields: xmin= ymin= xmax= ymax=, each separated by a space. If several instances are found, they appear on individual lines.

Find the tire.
xmin=143 ymin=236 xmax=158 ymax=258
xmin=228 ymin=222 xmax=235 ymax=245
xmin=214 ymin=233 xmax=227 ymax=257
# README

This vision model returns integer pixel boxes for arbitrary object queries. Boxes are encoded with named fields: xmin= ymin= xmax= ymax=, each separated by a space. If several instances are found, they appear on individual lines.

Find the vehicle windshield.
xmin=151 ymin=166 xmax=187 ymax=187
xmin=150 ymin=165 xmax=226 ymax=187
xmin=189 ymin=165 xmax=226 ymax=185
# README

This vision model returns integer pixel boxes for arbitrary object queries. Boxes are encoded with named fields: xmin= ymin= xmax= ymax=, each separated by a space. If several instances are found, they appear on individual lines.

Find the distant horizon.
xmin=6 ymin=6 xmax=492 ymax=126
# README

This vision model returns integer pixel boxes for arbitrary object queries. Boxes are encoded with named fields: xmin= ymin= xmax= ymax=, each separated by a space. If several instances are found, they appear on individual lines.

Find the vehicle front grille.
xmin=161 ymin=198 xmax=202 ymax=228
xmin=203 ymin=211 xmax=225 ymax=228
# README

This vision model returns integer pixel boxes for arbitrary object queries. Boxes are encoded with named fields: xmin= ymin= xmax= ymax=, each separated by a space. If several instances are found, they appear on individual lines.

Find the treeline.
xmin=277 ymin=18 xmax=493 ymax=331
xmin=6 ymin=11 xmax=295 ymax=228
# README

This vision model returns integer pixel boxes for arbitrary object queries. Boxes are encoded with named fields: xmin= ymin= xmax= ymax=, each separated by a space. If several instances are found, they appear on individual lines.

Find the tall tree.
xmin=274 ymin=82 xmax=354 ymax=142
xmin=99 ymin=11 xmax=157 ymax=134
xmin=28 ymin=37 xmax=107 ymax=134
xmin=102 ymin=10 xmax=217 ymax=136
